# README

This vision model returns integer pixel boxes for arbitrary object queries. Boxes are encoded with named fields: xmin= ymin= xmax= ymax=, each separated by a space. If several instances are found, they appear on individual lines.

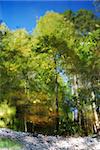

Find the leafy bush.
xmin=0 ymin=101 xmax=16 ymax=127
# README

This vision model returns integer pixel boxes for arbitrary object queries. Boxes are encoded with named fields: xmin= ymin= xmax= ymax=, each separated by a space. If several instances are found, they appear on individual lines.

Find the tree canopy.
xmin=0 ymin=9 xmax=100 ymax=135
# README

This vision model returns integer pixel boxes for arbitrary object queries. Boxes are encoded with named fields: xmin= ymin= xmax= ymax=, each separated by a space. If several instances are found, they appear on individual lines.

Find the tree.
xmin=33 ymin=11 xmax=76 ymax=133
xmin=73 ymin=29 xmax=100 ymax=134
xmin=63 ymin=9 xmax=100 ymax=35
xmin=0 ymin=9 xmax=99 ymax=135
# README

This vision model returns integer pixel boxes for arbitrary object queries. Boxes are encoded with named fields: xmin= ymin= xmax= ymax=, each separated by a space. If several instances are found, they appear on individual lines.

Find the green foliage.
xmin=34 ymin=11 xmax=76 ymax=49
xmin=0 ymin=102 xmax=16 ymax=127
xmin=0 ymin=138 xmax=23 ymax=149
xmin=0 ymin=9 xmax=99 ymax=135
xmin=64 ymin=9 xmax=100 ymax=34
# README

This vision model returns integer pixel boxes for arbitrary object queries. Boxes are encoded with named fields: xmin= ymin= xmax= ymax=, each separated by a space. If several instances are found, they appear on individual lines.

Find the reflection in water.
xmin=0 ymin=138 xmax=23 ymax=149
xmin=16 ymin=104 xmax=57 ymax=135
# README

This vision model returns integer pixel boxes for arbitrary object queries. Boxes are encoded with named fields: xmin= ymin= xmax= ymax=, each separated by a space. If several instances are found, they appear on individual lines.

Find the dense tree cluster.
xmin=0 ymin=9 xmax=100 ymax=135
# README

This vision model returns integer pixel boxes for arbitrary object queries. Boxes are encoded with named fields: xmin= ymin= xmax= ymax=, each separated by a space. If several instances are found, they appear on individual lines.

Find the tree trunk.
xmin=73 ymin=75 xmax=79 ymax=122
xmin=91 ymin=91 xmax=99 ymax=134
xmin=54 ymin=55 xmax=59 ymax=134
xmin=24 ymin=79 xmax=28 ymax=132
xmin=55 ymin=72 xmax=59 ymax=133
xmin=24 ymin=115 xmax=27 ymax=132
xmin=73 ymin=75 xmax=78 ymax=97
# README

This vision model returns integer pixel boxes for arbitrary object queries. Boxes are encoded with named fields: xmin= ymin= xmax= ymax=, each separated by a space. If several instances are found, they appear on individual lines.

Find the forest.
xmin=0 ymin=9 xmax=100 ymax=136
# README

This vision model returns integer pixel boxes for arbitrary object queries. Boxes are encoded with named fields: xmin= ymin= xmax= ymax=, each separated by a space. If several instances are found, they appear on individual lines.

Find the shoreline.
xmin=0 ymin=128 xmax=100 ymax=150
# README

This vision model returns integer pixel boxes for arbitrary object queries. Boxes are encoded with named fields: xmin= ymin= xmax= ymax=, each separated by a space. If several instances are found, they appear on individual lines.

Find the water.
xmin=0 ymin=137 xmax=23 ymax=150
xmin=15 ymin=104 xmax=57 ymax=135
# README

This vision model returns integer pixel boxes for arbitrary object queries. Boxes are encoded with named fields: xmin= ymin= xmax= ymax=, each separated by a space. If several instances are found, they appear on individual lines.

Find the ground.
xmin=0 ymin=128 xmax=100 ymax=150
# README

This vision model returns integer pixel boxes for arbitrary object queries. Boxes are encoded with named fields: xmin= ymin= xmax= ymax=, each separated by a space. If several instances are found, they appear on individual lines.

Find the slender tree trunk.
xmin=73 ymin=75 xmax=78 ymax=97
xmin=54 ymin=55 xmax=59 ymax=133
xmin=55 ymin=72 xmax=59 ymax=133
xmin=80 ymin=110 xmax=88 ymax=135
xmin=73 ymin=75 xmax=79 ymax=122
xmin=24 ymin=80 xmax=28 ymax=132
xmin=24 ymin=115 xmax=27 ymax=132
xmin=91 ymin=91 xmax=99 ymax=133
xmin=73 ymin=75 xmax=86 ymax=133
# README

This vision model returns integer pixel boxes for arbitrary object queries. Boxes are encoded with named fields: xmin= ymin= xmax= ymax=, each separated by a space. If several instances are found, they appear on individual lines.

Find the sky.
xmin=0 ymin=0 xmax=99 ymax=32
